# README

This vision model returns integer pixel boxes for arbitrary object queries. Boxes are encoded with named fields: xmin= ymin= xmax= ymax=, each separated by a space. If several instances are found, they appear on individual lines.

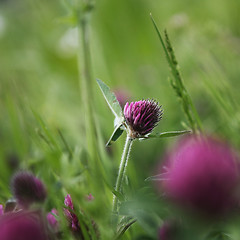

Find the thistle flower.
xmin=0 ymin=211 xmax=46 ymax=240
xmin=11 ymin=171 xmax=47 ymax=208
xmin=160 ymin=136 xmax=240 ymax=218
xmin=124 ymin=99 xmax=163 ymax=138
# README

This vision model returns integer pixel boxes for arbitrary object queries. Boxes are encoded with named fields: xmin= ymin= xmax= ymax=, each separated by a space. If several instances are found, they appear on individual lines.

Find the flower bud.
xmin=114 ymin=89 xmax=131 ymax=108
xmin=124 ymin=99 xmax=163 ymax=138
xmin=64 ymin=194 xmax=80 ymax=232
xmin=47 ymin=209 xmax=59 ymax=231
xmin=11 ymin=171 xmax=47 ymax=208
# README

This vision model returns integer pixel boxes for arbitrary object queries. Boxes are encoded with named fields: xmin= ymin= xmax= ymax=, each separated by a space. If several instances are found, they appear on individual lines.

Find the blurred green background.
xmin=0 ymin=0 xmax=240 ymax=239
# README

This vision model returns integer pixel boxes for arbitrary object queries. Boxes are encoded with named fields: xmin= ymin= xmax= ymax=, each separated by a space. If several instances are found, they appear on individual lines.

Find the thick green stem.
xmin=113 ymin=135 xmax=133 ymax=214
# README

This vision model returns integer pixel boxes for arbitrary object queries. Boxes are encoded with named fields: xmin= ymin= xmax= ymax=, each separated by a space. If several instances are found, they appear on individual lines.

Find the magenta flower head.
xmin=0 ymin=211 xmax=46 ymax=240
xmin=11 ymin=171 xmax=47 ymax=208
xmin=159 ymin=136 xmax=240 ymax=218
xmin=124 ymin=99 xmax=163 ymax=138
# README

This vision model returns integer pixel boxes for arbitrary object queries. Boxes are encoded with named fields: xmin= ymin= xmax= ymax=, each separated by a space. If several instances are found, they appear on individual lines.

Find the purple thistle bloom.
xmin=11 ymin=171 xmax=47 ymax=209
xmin=0 ymin=211 xmax=46 ymax=240
xmin=124 ymin=99 xmax=163 ymax=138
xmin=160 ymin=136 xmax=240 ymax=218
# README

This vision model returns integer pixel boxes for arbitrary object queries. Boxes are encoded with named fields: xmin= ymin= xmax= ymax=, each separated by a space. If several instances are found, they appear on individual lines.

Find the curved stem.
xmin=112 ymin=135 xmax=133 ymax=214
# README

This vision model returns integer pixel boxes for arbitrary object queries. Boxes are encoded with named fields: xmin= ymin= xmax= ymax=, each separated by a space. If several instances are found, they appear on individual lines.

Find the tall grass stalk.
xmin=150 ymin=14 xmax=202 ymax=133
xmin=76 ymin=2 xmax=106 ymax=191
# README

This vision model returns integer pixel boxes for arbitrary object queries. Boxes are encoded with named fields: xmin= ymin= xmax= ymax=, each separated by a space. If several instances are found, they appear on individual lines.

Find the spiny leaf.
xmin=97 ymin=79 xmax=124 ymax=123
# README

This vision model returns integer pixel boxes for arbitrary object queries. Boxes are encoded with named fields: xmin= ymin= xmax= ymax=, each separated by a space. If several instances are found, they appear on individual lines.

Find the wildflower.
xmin=0 ymin=211 xmax=46 ymax=240
xmin=86 ymin=193 xmax=94 ymax=201
xmin=64 ymin=194 xmax=80 ymax=232
xmin=160 ymin=136 xmax=240 ymax=218
xmin=47 ymin=209 xmax=59 ymax=231
xmin=124 ymin=99 xmax=163 ymax=138
xmin=11 ymin=171 xmax=47 ymax=208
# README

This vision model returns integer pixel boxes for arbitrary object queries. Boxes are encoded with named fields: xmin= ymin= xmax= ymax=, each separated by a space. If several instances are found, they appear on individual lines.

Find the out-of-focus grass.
xmin=0 ymin=0 xmax=240 ymax=239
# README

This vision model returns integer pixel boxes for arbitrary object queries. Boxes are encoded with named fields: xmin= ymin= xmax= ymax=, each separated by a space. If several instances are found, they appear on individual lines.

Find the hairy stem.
xmin=113 ymin=135 xmax=133 ymax=214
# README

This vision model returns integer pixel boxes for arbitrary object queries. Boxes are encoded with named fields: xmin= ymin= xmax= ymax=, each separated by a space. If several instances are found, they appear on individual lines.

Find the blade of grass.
xmin=150 ymin=14 xmax=202 ymax=133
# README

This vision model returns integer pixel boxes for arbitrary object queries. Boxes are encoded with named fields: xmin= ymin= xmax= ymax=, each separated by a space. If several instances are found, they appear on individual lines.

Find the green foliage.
xmin=1 ymin=0 xmax=240 ymax=239
xmin=150 ymin=14 xmax=202 ymax=133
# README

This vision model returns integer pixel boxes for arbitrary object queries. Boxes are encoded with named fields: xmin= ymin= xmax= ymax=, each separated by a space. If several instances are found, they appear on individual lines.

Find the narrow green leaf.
xmin=115 ymin=219 xmax=137 ymax=240
xmin=150 ymin=14 xmax=202 ymax=133
xmin=142 ymin=130 xmax=191 ymax=140
xmin=150 ymin=14 xmax=173 ymax=71
xmin=97 ymin=79 xmax=124 ymax=121
xmin=112 ymin=189 xmax=124 ymax=202
xmin=106 ymin=124 xmax=124 ymax=146
xmin=32 ymin=110 xmax=61 ymax=151
xmin=57 ymin=129 xmax=73 ymax=159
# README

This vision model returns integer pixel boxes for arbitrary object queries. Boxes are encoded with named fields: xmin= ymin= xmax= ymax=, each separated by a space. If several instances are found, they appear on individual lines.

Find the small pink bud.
xmin=47 ymin=209 xmax=59 ymax=231
xmin=64 ymin=194 xmax=74 ymax=210
xmin=86 ymin=193 xmax=94 ymax=201
xmin=64 ymin=194 xmax=80 ymax=232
